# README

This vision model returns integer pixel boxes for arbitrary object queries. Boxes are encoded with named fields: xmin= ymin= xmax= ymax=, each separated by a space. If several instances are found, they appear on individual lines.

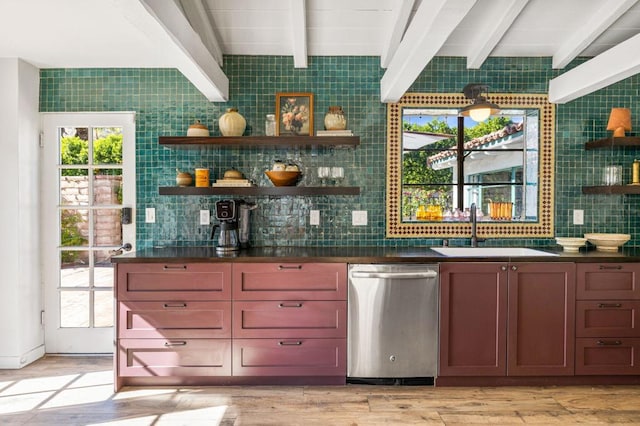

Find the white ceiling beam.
xmin=553 ymin=0 xmax=638 ymax=69
xmin=380 ymin=0 xmax=477 ymax=103
xmin=115 ymin=0 xmax=228 ymax=101
xmin=466 ymin=0 xmax=529 ymax=69
xmin=549 ymin=32 xmax=640 ymax=103
xmin=290 ymin=0 xmax=308 ymax=68
xmin=179 ymin=0 xmax=224 ymax=66
xmin=380 ymin=0 xmax=416 ymax=69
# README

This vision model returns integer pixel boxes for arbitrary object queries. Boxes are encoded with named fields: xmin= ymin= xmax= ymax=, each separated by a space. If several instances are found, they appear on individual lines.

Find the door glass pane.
xmin=60 ymin=127 xmax=89 ymax=165
xmin=60 ymin=291 xmax=89 ymax=327
xmin=93 ymin=174 xmax=122 ymax=206
xmin=60 ymin=250 xmax=90 ymax=288
xmin=92 ymin=127 xmax=123 ymax=165
xmin=61 ymin=209 xmax=89 ymax=246
xmin=93 ymin=208 xmax=122 ymax=247
xmin=94 ymin=291 xmax=113 ymax=328
xmin=60 ymin=170 xmax=89 ymax=206
xmin=94 ymin=250 xmax=114 ymax=288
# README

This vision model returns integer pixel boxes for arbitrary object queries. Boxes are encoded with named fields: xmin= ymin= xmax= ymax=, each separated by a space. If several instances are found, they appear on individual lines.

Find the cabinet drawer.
xmin=577 ymin=264 xmax=640 ymax=300
xmin=575 ymin=338 xmax=640 ymax=375
xmin=232 ymin=338 xmax=346 ymax=377
xmin=119 ymin=301 xmax=231 ymax=338
xmin=576 ymin=301 xmax=640 ymax=338
xmin=232 ymin=263 xmax=347 ymax=300
xmin=233 ymin=301 xmax=347 ymax=338
xmin=118 ymin=338 xmax=231 ymax=377
xmin=116 ymin=263 xmax=231 ymax=301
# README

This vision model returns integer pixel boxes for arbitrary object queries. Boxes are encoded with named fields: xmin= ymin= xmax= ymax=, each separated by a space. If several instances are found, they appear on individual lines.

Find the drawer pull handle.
xmin=164 ymin=341 xmax=187 ymax=347
xmin=598 ymin=265 xmax=623 ymax=270
xmin=598 ymin=303 xmax=622 ymax=308
xmin=278 ymin=341 xmax=303 ymax=346
xmin=278 ymin=303 xmax=303 ymax=308
xmin=278 ymin=265 xmax=303 ymax=270
xmin=163 ymin=303 xmax=187 ymax=308
xmin=596 ymin=340 xmax=622 ymax=346
xmin=163 ymin=265 xmax=187 ymax=270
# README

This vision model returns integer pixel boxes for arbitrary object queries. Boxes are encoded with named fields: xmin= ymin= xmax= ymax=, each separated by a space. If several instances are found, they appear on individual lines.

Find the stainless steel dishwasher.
xmin=347 ymin=264 xmax=439 ymax=385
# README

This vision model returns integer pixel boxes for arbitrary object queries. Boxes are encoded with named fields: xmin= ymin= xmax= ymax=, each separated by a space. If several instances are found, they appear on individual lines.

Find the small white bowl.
xmin=555 ymin=237 xmax=587 ymax=252
xmin=584 ymin=233 xmax=631 ymax=252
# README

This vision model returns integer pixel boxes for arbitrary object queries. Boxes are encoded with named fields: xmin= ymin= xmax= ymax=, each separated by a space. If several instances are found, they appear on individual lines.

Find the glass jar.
xmin=265 ymin=114 xmax=276 ymax=136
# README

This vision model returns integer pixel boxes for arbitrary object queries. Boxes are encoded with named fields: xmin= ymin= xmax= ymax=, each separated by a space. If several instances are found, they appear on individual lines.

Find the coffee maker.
xmin=237 ymin=200 xmax=257 ymax=248
xmin=211 ymin=199 xmax=240 ymax=253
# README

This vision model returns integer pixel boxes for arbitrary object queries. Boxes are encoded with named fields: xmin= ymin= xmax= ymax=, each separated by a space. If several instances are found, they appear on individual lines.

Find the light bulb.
xmin=469 ymin=107 xmax=491 ymax=122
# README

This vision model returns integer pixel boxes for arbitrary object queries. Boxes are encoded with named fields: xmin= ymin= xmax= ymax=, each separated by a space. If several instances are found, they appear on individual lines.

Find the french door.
xmin=42 ymin=112 xmax=135 ymax=353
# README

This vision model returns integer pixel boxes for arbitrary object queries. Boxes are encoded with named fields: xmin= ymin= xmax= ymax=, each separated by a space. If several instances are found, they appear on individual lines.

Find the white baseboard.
xmin=0 ymin=345 xmax=45 ymax=369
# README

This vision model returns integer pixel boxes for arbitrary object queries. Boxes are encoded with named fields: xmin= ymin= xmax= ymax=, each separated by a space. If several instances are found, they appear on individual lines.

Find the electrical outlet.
xmin=310 ymin=210 xmax=320 ymax=226
xmin=352 ymin=210 xmax=368 ymax=226
xmin=145 ymin=207 xmax=156 ymax=223
xmin=573 ymin=209 xmax=584 ymax=225
xmin=200 ymin=209 xmax=210 ymax=225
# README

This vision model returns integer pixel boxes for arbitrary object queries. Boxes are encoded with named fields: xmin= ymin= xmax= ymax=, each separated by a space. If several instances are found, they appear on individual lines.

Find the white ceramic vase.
xmin=219 ymin=108 xmax=247 ymax=136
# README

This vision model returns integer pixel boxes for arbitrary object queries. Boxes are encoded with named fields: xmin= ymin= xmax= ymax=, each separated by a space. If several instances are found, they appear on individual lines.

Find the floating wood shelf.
xmin=584 ymin=136 xmax=640 ymax=150
xmin=159 ymin=186 xmax=361 ymax=196
xmin=582 ymin=185 xmax=640 ymax=195
xmin=159 ymin=135 xmax=360 ymax=148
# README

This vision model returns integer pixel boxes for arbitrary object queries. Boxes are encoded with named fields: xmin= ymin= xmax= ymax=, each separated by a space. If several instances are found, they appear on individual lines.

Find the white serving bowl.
xmin=584 ymin=233 xmax=631 ymax=252
xmin=555 ymin=237 xmax=587 ymax=252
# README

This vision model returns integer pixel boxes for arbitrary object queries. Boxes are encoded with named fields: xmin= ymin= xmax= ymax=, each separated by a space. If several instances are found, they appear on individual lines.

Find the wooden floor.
xmin=1 ymin=356 xmax=640 ymax=425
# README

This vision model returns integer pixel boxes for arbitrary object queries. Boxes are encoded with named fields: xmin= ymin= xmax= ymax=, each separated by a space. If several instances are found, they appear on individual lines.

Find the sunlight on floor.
xmin=90 ymin=406 xmax=229 ymax=426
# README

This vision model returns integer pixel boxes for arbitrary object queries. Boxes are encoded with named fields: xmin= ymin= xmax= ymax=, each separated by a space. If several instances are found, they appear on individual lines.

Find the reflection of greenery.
xmin=60 ymin=210 xmax=87 ymax=263
xmin=61 ymin=131 xmax=123 ymax=176
xmin=402 ymin=117 xmax=511 ymax=218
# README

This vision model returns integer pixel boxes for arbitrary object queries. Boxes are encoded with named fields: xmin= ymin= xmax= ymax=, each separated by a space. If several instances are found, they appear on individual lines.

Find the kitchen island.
xmin=112 ymin=246 xmax=640 ymax=390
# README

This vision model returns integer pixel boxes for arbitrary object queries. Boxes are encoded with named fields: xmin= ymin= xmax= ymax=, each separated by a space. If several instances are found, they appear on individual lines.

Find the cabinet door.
xmin=232 ymin=338 xmax=346 ymax=378
xmin=117 ymin=263 xmax=231 ymax=301
xmin=233 ymin=300 xmax=346 ymax=338
xmin=118 ymin=338 xmax=232 ymax=377
xmin=507 ymin=263 xmax=575 ymax=376
xmin=118 ymin=301 xmax=231 ymax=338
xmin=576 ymin=301 xmax=640 ymax=338
xmin=232 ymin=263 xmax=347 ymax=300
xmin=577 ymin=263 xmax=640 ymax=300
xmin=439 ymin=262 xmax=507 ymax=376
xmin=576 ymin=338 xmax=640 ymax=375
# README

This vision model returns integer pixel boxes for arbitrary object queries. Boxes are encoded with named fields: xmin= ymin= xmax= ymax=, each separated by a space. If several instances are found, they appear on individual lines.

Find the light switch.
xmin=310 ymin=210 xmax=320 ymax=226
xmin=145 ymin=207 xmax=156 ymax=223
xmin=352 ymin=210 xmax=368 ymax=226
xmin=573 ymin=209 xmax=584 ymax=225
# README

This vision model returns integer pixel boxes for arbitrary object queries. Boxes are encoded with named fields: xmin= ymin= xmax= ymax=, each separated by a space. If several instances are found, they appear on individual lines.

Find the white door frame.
xmin=41 ymin=112 xmax=136 ymax=353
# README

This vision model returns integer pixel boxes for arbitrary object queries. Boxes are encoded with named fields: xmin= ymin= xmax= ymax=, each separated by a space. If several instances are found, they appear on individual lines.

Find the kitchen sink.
xmin=431 ymin=247 xmax=558 ymax=257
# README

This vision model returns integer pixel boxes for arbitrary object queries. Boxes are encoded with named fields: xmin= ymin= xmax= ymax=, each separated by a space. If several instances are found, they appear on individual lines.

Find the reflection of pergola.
xmin=427 ymin=122 xmax=524 ymax=169
xmin=402 ymin=131 xmax=454 ymax=150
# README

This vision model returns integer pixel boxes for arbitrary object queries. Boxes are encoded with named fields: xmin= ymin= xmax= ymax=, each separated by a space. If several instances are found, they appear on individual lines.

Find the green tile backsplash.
xmin=40 ymin=56 xmax=640 ymax=248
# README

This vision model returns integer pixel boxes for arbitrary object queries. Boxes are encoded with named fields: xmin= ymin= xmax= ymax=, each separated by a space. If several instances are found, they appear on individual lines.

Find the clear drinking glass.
xmin=331 ymin=167 xmax=344 ymax=185
xmin=317 ymin=167 xmax=331 ymax=186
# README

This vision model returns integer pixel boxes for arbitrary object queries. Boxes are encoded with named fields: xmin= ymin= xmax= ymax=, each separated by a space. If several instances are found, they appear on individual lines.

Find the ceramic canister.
xmin=195 ymin=168 xmax=210 ymax=187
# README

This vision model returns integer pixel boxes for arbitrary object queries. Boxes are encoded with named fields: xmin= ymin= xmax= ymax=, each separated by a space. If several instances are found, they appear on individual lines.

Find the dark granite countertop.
xmin=111 ymin=245 xmax=640 ymax=263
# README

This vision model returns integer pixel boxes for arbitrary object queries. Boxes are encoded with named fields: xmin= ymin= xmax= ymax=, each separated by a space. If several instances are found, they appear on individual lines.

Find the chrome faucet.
xmin=470 ymin=203 xmax=485 ymax=247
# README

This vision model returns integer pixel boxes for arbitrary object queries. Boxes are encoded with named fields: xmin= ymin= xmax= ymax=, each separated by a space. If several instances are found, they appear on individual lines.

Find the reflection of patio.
xmin=59 ymin=267 xmax=114 ymax=328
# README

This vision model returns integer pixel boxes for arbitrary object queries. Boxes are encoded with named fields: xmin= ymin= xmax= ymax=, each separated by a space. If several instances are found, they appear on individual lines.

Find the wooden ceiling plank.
xmin=466 ymin=0 xmax=529 ymax=69
xmin=380 ymin=0 xmax=477 ymax=103
xmin=119 ymin=0 xmax=229 ymax=101
xmin=179 ymin=0 xmax=224 ymax=66
xmin=290 ymin=0 xmax=308 ymax=68
xmin=549 ymin=31 xmax=640 ymax=103
xmin=552 ymin=0 xmax=639 ymax=69
xmin=380 ymin=0 xmax=415 ymax=69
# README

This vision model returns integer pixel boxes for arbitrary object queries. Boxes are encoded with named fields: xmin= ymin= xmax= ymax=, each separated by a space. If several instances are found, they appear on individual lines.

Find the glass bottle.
xmin=265 ymin=114 xmax=276 ymax=136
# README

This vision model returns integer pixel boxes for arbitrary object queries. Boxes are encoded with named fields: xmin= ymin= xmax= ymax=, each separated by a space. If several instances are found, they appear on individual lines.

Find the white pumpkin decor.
xmin=219 ymin=107 xmax=247 ymax=136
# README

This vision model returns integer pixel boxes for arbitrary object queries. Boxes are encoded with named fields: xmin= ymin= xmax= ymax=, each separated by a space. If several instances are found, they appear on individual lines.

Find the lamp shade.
xmin=459 ymin=83 xmax=500 ymax=122
xmin=606 ymin=108 xmax=631 ymax=137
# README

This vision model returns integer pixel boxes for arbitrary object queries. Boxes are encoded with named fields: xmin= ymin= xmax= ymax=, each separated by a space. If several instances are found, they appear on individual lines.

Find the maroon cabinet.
xmin=231 ymin=263 xmax=347 ymax=380
xmin=575 ymin=263 xmax=640 ymax=375
xmin=439 ymin=262 xmax=575 ymax=377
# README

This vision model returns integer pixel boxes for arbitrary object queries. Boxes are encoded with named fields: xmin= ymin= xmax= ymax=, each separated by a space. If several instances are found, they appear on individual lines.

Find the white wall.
xmin=0 ymin=58 xmax=44 ymax=368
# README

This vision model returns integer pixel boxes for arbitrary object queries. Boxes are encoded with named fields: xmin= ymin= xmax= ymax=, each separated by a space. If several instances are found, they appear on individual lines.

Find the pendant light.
xmin=460 ymin=83 xmax=500 ymax=122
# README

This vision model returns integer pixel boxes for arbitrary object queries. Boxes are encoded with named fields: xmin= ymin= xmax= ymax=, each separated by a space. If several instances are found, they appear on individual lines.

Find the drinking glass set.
xmin=317 ymin=166 xmax=344 ymax=186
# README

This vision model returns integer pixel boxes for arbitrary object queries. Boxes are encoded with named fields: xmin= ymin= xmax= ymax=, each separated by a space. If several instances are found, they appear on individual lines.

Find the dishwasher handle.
xmin=350 ymin=270 xmax=438 ymax=279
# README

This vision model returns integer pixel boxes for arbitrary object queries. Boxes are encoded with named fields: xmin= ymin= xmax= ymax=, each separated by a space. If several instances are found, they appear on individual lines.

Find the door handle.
xmin=350 ymin=271 xmax=437 ymax=279
xmin=109 ymin=243 xmax=132 ymax=256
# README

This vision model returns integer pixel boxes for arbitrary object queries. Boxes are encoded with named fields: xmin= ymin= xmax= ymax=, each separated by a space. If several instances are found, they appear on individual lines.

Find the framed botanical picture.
xmin=275 ymin=92 xmax=314 ymax=136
